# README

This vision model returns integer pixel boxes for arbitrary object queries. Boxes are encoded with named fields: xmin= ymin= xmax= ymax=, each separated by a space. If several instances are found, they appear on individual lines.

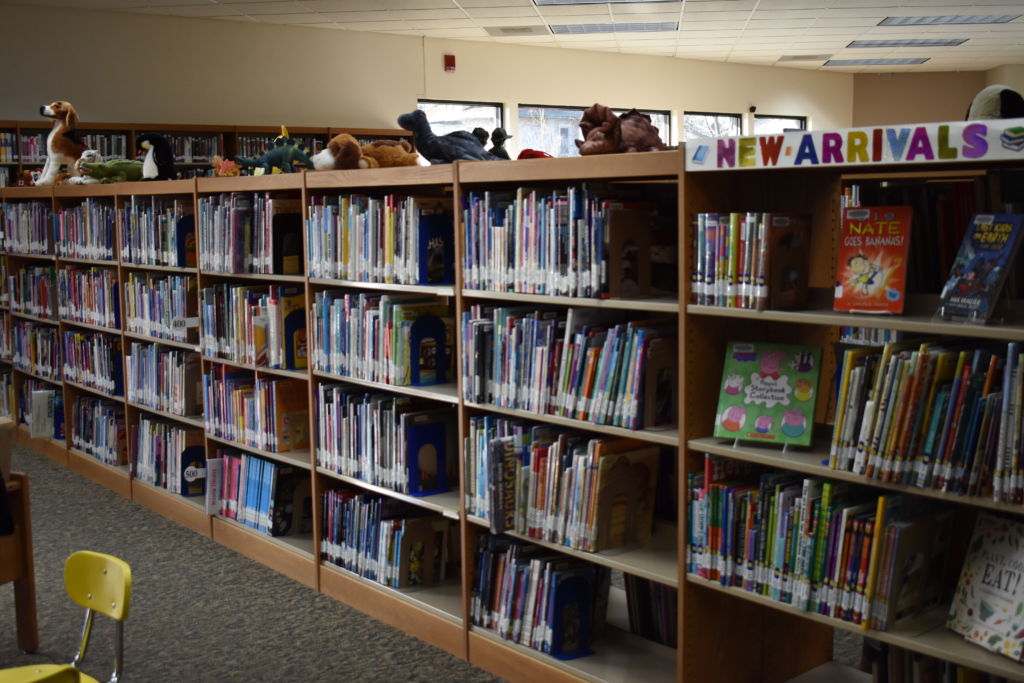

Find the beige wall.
xmin=987 ymin=65 xmax=1024 ymax=92
xmin=1 ymin=3 xmax=854 ymax=141
xmin=852 ymin=72 xmax=986 ymax=126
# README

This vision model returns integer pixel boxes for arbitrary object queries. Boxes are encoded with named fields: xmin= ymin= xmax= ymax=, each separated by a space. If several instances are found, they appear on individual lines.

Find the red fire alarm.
xmin=444 ymin=54 xmax=455 ymax=72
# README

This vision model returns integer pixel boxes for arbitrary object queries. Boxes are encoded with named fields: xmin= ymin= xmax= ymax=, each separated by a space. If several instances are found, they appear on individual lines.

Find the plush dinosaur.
xmin=235 ymin=126 xmax=314 ymax=174
xmin=397 ymin=109 xmax=500 ymax=164
xmin=68 ymin=159 xmax=144 ymax=184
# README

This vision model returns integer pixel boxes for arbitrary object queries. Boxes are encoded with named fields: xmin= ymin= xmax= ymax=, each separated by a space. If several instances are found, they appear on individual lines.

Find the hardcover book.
xmin=947 ymin=512 xmax=1024 ymax=662
xmin=714 ymin=341 xmax=822 ymax=447
xmin=834 ymin=206 xmax=912 ymax=314
xmin=936 ymin=213 xmax=1024 ymax=324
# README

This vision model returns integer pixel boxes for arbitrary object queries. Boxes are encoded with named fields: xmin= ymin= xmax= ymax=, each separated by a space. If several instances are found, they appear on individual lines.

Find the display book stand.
xmin=0 ymin=151 xmax=684 ymax=683
xmin=682 ymin=119 xmax=1024 ymax=682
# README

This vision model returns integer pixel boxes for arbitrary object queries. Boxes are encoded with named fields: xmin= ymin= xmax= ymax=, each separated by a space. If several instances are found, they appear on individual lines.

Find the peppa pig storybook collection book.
xmin=714 ymin=342 xmax=822 ymax=447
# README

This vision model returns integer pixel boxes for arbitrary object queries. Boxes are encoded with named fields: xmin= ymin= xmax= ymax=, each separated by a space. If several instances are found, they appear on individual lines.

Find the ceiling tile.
xmin=254 ymin=12 xmax=337 ymax=23
xmin=216 ymin=1 xmax=307 ymax=13
xmin=457 ymin=0 xmax=533 ymax=6
xmin=463 ymin=6 xmax=539 ymax=18
xmin=298 ymin=0 xmax=382 ymax=10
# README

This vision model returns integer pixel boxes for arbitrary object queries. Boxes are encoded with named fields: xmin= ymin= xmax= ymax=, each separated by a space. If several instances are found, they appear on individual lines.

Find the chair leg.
xmin=109 ymin=620 xmax=124 ymax=683
xmin=71 ymin=607 xmax=93 ymax=668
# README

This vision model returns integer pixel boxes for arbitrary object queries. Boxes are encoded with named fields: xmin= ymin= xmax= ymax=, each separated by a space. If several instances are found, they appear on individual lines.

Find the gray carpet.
xmin=0 ymin=443 xmax=503 ymax=682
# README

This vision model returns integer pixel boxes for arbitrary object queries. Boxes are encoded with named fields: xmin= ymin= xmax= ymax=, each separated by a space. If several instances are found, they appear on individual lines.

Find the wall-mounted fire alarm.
xmin=444 ymin=54 xmax=456 ymax=72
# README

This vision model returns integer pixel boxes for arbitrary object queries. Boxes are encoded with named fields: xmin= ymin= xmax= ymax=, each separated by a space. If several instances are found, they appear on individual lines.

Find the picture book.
xmin=714 ymin=342 xmax=822 ymax=447
xmin=936 ymin=213 xmax=1024 ymax=324
xmin=834 ymin=206 xmax=912 ymax=314
xmin=947 ymin=512 xmax=1024 ymax=662
xmin=762 ymin=213 xmax=812 ymax=311
xmin=592 ymin=442 xmax=660 ymax=551
xmin=269 ymin=198 xmax=303 ymax=276
xmin=417 ymin=211 xmax=455 ymax=285
xmin=402 ymin=409 xmax=455 ymax=496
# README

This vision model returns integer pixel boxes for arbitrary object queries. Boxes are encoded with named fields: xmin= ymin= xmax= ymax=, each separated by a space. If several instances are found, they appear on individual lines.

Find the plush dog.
xmin=397 ymin=109 xmax=500 ymax=164
xmin=136 ymin=133 xmax=176 ymax=180
xmin=311 ymin=134 xmax=422 ymax=170
xmin=361 ymin=139 xmax=421 ymax=168
xmin=36 ymin=100 xmax=87 ymax=186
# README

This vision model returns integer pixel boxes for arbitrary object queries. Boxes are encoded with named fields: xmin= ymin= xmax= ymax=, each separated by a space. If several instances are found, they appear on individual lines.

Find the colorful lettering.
xmin=847 ymin=131 xmax=869 ymax=163
xmin=759 ymin=135 xmax=784 ymax=166
xmin=886 ymin=128 xmax=911 ymax=161
xmin=717 ymin=138 xmax=737 ymax=168
xmin=963 ymin=123 xmax=988 ymax=158
xmin=794 ymin=134 xmax=819 ymax=165
xmin=906 ymin=126 xmax=935 ymax=161
xmin=872 ymin=128 xmax=883 ymax=162
xmin=821 ymin=133 xmax=844 ymax=164
xmin=738 ymin=137 xmax=757 ymax=167
xmin=937 ymin=125 xmax=958 ymax=160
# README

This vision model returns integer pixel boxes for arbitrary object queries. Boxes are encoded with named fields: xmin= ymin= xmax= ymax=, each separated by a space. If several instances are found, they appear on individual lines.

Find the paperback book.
xmin=834 ymin=206 xmax=912 ymax=314
xmin=713 ymin=342 xmax=822 ymax=447
xmin=936 ymin=213 xmax=1024 ymax=324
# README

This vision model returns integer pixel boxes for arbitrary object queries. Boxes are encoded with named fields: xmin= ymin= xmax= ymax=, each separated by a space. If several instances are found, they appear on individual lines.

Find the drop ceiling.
xmin=5 ymin=0 xmax=1024 ymax=72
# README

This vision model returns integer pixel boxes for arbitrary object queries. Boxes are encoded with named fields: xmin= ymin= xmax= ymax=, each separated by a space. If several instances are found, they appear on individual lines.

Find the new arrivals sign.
xmin=685 ymin=118 xmax=1024 ymax=171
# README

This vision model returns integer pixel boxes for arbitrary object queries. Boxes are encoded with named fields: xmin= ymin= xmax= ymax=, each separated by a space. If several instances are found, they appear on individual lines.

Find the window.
xmin=416 ymin=100 xmax=503 ymax=139
xmin=517 ymin=105 xmax=671 ymax=158
xmin=683 ymin=112 xmax=742 ymax=141
xmin=754 ymin=115 xmax=807 ymax=134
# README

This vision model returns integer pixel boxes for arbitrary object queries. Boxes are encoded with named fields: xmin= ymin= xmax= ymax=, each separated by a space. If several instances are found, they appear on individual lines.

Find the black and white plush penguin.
xmin=966 ymin=84 xmax=1024 ymax=120
xmin=136 ymin=133 xmax=176 ymax=181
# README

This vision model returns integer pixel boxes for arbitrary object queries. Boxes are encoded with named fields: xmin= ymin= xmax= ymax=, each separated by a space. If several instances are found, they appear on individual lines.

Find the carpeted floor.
xmin=0 ymin=443 xmax=503 ymax=682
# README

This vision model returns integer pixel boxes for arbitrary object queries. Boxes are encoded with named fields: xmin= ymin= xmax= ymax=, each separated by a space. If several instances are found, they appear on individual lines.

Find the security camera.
xmin=749 ymin=105 xmax=757 ymax=113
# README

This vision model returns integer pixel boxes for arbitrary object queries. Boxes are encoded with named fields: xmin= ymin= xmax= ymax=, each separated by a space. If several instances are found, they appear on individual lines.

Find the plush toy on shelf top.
xmin=235 ymin=126 xmax=315 ymax=174
xmin=311 ymin=133 xmax=421 ymax=170
xmin=576 ymin=103 xmax=667 ymax=156
xmin=35 ymin=100 xmax=88 ymax=186
xmin=397 ymin=109 xmax=500 ymax=164
xmin=67 ymin=150 xmax=144 ymax=184
xmin=136 ymin=133 xmax=176 ymax=180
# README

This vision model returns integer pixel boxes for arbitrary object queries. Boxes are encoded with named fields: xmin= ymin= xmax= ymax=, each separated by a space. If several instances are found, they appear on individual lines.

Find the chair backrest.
xmin=64 ymin=551 xmax=131 ymax=622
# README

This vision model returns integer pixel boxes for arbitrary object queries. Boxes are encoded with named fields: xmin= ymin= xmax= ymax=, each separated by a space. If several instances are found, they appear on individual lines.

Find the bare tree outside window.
xmin=683 ymin=112 xmax=742 ymax=141
xmin=518 ymin=105 xmax=671 ymax=158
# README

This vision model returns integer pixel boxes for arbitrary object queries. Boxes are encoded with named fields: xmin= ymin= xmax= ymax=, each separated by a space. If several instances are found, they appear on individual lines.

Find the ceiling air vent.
xmin=483 ymin=25 xmax=551 ymax=37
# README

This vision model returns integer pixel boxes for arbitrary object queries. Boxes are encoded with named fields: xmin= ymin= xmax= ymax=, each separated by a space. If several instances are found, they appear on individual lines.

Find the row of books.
xmin=314 ymin=384 xmax=455 ymax=496
xmin=0 ymin=132 xmax=15 ymax=163
xmin=77 ymin=133 xmax=129 ymax=160
xmin=62 ymin=331 xmax=122 ymax=396
xmin=0 ymin=369 xmax=12 ymax=419
xmin=306 ymin=195 xmax=454 ymax=285
xmin=130 ymin=416 xmax=205 ymax=495
xmin=125 ymin=343 xmax=200 ymax=417
xmin=0 ymin=254 xmax=7 ymax=307
xmin=123 ymin=272 xmax=197 ymax=344
xmin=862 ymin=640 xmax=1012 ymax=683
xmin=238 ymin=134 xmax=325 ymax=158
xmin=201 ymin=366 xmax=309 ymax=454
xmin=71 ymin=395 xmax=127 ymax=465
xmin=465 ymin=414 xmax=660 ymax=552
xmin=462 ymin=188 xmax=654 ymax=299
xmin=320 ymin=489 xmax=451 ymax=588
xmin=55 ymin=198 xmax=115 ymax=261
xmin=830 ymin=341 xmax=1024 ymax=502
xmin=687 ymin=455 xmax=949 ymax=631
xmin=12 ymin=321 xmax=60 ymax=380
xmin=214 ymin=449 xmax=312 ymax=537
xmin=471 ymin=534 xmax=610 ymax=660
xmin=198 ymin=192 xmax=302 ymax=275
xmin=22 ymin=384 xmax=63 ymax=440
xmin=310 ymin=291 xmax=453 ymax=387
xmin=17 ymin=133 xmax=48 ymax=164
xmin=1 ymin=201 xmax=52 ymax=254
xmin=461 ymin=305 xmax=676 ymax=430
xmin=839 ymin=326 xmax=905 ymax=346
xmin=0 ymin=312 xmax=10 ymax=360
xmin=199 ymin=283 xmax=307 ymax=370
xmin=623 ymin=574 xmax=676 ymax=648
xmin=142 ymin=132 xmax=220 ymax=164
xmin=9 ymin=265 xmax=57 ymax=320
xmin=56 ymin=267 xmax=120 ymax=329
xmin=119 ymin=197 xmax=196 ymax=268
xmin=690 ymin=212 xmax=810 ymax=310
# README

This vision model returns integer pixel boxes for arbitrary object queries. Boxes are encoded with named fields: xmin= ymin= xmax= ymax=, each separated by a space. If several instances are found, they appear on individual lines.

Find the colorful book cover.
xmin=947 ymin=512 xmax=1024 ymax=662
xmin=834 ymin=206 xmax=912 ymax=314
xmin=714 ymin=342 xmax=822 ymax=447
xmin=936 ymin=213 xmax=1024 ymax=323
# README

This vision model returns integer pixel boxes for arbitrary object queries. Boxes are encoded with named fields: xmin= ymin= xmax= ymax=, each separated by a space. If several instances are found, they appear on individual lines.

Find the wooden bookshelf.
xmin=131 ymin=478 xmax=212 ymax=538
xmin=67 ymin=447 xmax=131 ymax=498
xmin=211 ymin=515 xmax=317 ymax=588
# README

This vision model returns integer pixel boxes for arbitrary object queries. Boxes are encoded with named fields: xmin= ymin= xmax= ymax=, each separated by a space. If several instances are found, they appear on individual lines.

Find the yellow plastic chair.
xmin=0 ymin=552 xmax=131 ymax=683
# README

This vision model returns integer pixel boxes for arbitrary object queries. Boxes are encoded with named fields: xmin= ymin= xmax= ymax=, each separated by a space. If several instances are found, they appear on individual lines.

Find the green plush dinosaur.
xmin=76 ymin=159 xmax=144 ymax=183
xmin=235 ymin=125 xmax=314 ymax=174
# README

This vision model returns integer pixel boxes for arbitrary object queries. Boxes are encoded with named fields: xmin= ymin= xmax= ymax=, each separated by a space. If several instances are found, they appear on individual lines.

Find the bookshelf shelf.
xmin=58 ymin=256 xmax=117 ymax=267
xmin=462 ymin=289 xmax=679 ymax=313
xmin=119 ymin=262 xmax=198 ymax=274
xmin=211 ymin=516 xmax=316 ymax=588
xmin=63 ymin=378 xmax=122 ymax=402
xmin=319 ymin=562 xmax=464 ymax=625
xmin=308 ymin=277 xmax=456 ymax=297
xmin=199 ymin=271 xmax=306 ymax=283
xmin=201 ymin=356 xmax=308 ymax=381
xmin=59 ymin=319 xmax=121 ymax=336
xmin=467 ymin=515 xmax=679 ymax=587
xmin=197 ymin=174 xmax=303 ymax=193
xmin=131 ymin=478 xmax=212 ymax=538
xmin=312 ymin=369 xmax=459 ymax=404
xmin=457 ymin=150 xmax=680 ymax=184
xmin=15 ymin=425 xmax=68 ymax=467
xmin=126 ymin=400 xmax=204 ymax=429
xmin=205 ymin=434 xmax=312 ymax=470
xmin=123 ymin=331 xmax=199 ymax=352
xmin=115 ymin=179 xmax=196 ymax=196
xmin=10 ymin=311 xmax=58 ymax=326
xmin=12 ymin=367 xmax=62 ymax=387
xmin=3 ymin=253 xmax=55 ymax=262
xmin=67 ymin=447 xmax=131 ymax=498
xmin=463 ymin=400 xmax=679 ymax=447
xmin=305 ymin=165 xmax=454 ymax=190
xmin=315 ymin=467 xmax=461 ymax=520
xmin=689 ymin=436 xmax=1024 ymax=515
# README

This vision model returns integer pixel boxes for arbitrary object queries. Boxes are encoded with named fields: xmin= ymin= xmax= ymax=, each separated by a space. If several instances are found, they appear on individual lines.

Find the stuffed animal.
xmin=69 ymin=158 xmax=144 ymax=184
xmin=517 ymin=149 xmax=553 ymax=160
xmin=311 ymin=133 xmax=369 ymax=170
xmin=472 ymin=128 xmax=489 ymax=147
xmin=361 ymin=139 xmax=421 ymax=168
xmin=397 ymin=109 xmax=500 ymax=164
xmin=236 ymin=126 xmax=314 ymax=174
xmin=36 ymin=100 xmax=87 ymax=186
xmin=488 ymin=127 xmax=512 ymax=160
xmin=966 ymin=84 xmax=1024 ymax=120
xmin=136 ymin=133 xmax=176 ymax=180
xmin=211 ymin=155 xmax=241 ymax=177
xmin=576 ymin=103 xmax=666 ymax=156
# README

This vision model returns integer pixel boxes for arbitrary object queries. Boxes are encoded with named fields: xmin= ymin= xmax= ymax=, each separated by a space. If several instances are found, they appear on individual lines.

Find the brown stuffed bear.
xmin=361 ymin=139 xmax=420 ymax=168
xmin=576 ymin=103 xmax=667 ymax=156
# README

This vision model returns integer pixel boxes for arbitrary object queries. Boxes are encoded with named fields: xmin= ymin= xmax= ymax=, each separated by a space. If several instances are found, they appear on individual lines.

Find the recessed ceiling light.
xmin=825 ymin=58 xmax=930 ymax=66
xmin=483 ymin=25 xmax=550 ymax=37
xmin=848 ymin=38 xmax=967 ymax=48
xmin=536 ymin=0 xmax=676 ymax=4
xmin=778 ymin=54 xmax=832 ymax=62
xmin=879 ymin=15 xmax=1020 ymax=26
xmin=549 ymin=22 xmax=678 ymax=34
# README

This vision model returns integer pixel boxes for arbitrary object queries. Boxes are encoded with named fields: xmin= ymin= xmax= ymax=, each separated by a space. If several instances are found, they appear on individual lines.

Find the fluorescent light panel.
xmin=825 ymin=57 xmax=930 ymax=66
xmin=550 ymin=22 xmax=678 ymax=34
xmin=536 ymin=0 xmax=676 ymax=4
xmin=848 ymin=38 xmax=967 ymax=47
xmin=778 ymin=54 xmax=832 ymax=62
xmin=879 ymin=15 xmax=1020 ymax=26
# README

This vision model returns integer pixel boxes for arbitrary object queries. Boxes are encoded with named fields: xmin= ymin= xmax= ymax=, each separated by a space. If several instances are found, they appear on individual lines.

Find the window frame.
xmin=517 ymin=103 xmax=672 ymax=157
xmin=753 ymin=114 xmax=808 ymax=133
xmin=682 ymin=111 xmax=743 ymax=141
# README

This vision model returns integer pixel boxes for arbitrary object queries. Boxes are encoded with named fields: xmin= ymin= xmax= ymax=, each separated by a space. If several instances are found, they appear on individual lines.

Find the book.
xmin=834 ymin=206 xmax=912 ymax=314
xmin=947 ymin=511 xmax=1024 ymax=661
xmin=936 ymin=213 xmax=1024 ymax=324
xmin=714 ymin=341 xmax=822 ymax=447
xmin=762 ymin=213 xmax=812 ymax=311
xmin=268 ymin=198 xmax=303 ymax=275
